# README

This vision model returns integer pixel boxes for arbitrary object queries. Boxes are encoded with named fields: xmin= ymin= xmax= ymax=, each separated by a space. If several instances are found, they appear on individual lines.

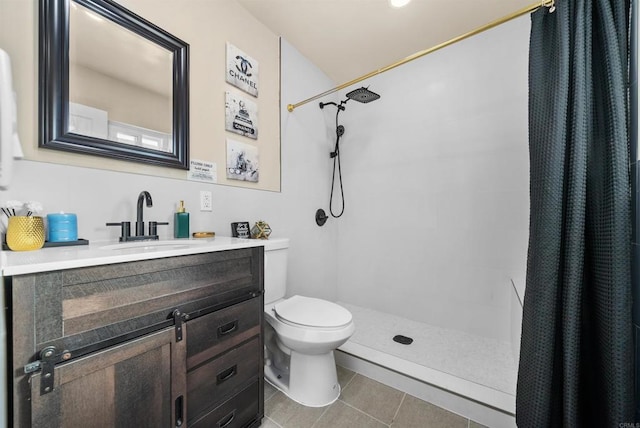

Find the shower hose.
xmin=330 ymin=108 xmax=345 ymax=218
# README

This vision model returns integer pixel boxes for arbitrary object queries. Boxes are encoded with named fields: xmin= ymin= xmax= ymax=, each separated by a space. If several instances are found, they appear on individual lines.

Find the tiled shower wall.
xmin=334 ymin=16 xmax=531 ymax=342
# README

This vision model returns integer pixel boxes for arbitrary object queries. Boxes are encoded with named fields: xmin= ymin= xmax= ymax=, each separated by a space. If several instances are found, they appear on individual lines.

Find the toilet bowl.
xmin=264 ymin=296 xmax=355 ymax=407
xmin=262 ymin=240 xmax=355 ymax=407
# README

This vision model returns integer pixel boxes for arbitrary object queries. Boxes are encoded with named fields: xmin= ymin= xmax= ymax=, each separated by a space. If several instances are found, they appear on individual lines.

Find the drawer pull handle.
xmin=216 ymin=365 xmax=238 ymax=384
xmin=218 ymin=410 xmax=236 ymax=428
xmin=217 ymin=320 xmax=238 ymax=337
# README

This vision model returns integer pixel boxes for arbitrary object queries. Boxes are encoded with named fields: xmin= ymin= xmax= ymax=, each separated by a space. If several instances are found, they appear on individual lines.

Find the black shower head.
xmin=345 ymin=87 xmax=380 ymax=104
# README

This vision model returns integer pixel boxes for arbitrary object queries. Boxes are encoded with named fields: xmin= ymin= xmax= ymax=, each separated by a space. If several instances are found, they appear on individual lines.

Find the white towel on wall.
xmin=0 ymin=48 xmax=24 ymax=190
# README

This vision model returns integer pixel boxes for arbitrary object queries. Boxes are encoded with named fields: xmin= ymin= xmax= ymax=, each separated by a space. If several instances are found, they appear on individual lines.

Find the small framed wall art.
xmin=226 ymin=138 xmax=259 ymax=182
xmin=226 ymin=42 xmax=259 ymax=97
xmin=225 ymin=91 xmax=258 ymax=139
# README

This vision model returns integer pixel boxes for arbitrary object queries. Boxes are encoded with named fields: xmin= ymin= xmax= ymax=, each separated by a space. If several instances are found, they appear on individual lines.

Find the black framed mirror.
xmin=39 ymin=0 xmax=189 ymax=169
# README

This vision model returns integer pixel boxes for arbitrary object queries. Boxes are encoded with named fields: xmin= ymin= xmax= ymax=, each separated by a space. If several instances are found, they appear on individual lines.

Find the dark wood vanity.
xmin=6 ymin=246 xmax=264 ymax=427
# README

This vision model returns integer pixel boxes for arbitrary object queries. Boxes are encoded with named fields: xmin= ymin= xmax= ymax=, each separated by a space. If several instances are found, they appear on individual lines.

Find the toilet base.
xmin=265 ymin=350 xmax=341 ymax=407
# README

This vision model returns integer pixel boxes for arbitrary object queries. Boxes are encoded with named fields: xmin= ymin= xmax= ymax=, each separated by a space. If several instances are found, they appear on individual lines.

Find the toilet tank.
xmin=263 ymin=238 xmax=290 ymax=305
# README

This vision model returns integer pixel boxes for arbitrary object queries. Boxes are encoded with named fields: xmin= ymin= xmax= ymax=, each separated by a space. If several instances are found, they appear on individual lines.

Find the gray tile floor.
xmin=262 ymin=366 xmax=488 ymax=428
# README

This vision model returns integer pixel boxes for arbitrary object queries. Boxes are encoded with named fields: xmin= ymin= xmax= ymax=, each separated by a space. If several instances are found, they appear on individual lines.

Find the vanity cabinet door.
xmin=29 ymin=327 xmax=187 ymax=428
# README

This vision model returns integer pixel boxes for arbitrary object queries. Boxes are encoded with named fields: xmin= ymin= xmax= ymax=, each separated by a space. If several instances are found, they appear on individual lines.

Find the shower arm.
xmin=319 ymin=100 xmax=347 ymax=111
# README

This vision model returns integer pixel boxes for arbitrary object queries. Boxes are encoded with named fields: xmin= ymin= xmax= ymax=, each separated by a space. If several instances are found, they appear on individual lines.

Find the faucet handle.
xmin=149 ymin=221 xmax=169 ymax=236
xmin=106 ymin=222 xmax=131 ymax=242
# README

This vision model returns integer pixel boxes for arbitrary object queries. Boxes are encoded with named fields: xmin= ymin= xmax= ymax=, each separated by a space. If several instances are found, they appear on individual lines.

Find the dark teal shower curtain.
xmin=517 ymin=0 xmax=634 ymax=427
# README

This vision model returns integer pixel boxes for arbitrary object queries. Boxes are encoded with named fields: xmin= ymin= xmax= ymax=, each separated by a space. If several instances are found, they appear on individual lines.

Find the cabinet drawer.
xmin=61 ymin=249 xmax=261 ymax=338
xmin=190 ymin=380 xmax=261 ymax=428
xmin=187 ymin=337 xmax=260 ymax=420
xmin=187 ymin=298 xmax=261 ymax=368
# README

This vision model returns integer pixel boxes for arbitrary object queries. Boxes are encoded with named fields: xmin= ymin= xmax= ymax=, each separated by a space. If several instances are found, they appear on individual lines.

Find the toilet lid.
xmin=273 ymin=295 xmax=352 ymax=328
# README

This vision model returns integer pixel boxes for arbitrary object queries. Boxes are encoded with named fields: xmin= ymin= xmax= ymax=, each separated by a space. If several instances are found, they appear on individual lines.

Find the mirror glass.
xmin=40 ymin=0 xmax=190 ymax=169
xmin=68 ymin=2 xmax=173 ymax=152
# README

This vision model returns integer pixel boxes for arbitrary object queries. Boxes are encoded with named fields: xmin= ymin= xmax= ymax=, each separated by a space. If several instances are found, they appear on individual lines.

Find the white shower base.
xmin=337 ymin=303 xmax=517 ymax=422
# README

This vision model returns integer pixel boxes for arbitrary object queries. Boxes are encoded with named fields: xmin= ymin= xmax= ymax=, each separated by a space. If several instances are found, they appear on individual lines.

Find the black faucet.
xmin=136 ymin=191 xmax=153 ymax=236
xmin=106 ymin=191 xmax=168 ymax=242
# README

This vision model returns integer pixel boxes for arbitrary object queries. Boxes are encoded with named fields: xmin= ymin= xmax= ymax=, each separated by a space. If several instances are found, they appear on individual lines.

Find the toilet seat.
xmin=273 ymin=295 xmax=352 ymax=329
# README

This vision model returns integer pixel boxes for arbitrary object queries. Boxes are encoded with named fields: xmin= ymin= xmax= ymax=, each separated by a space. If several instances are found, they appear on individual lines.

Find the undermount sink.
xmin=99 ymin=239 xmax=211 ymax=251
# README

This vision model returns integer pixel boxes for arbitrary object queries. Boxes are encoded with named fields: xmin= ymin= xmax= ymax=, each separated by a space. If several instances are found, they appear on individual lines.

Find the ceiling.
xmin=237 ymin=0 xmax=534 ymax=84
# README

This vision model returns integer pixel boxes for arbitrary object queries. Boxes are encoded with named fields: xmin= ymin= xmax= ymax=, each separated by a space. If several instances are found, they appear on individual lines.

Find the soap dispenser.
xmin=174 ymin=200 xmax=190 ymax=238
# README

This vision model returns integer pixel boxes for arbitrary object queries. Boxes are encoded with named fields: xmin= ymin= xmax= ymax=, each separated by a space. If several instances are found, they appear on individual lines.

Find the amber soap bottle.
xmin=174 ymin=200 xmax=190 ymax=238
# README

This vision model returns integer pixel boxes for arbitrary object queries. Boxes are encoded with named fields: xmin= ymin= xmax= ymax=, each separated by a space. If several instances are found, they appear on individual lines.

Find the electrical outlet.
xmin=200 ymin=191 xmax=212 ymax=211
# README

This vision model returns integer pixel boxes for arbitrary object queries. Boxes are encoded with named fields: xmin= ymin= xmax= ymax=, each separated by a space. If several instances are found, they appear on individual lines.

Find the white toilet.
xmin=262 ymin=238 xmax=355 ymax=407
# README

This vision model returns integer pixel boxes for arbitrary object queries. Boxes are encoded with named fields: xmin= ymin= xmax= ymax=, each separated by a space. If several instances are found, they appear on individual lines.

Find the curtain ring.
xmin=547 ymin=0 xmax=556 ymax=13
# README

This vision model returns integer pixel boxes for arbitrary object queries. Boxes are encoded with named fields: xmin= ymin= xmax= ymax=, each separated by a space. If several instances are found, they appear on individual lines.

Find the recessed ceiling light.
xmin=389 ymin=0 xmax=411 ymax=8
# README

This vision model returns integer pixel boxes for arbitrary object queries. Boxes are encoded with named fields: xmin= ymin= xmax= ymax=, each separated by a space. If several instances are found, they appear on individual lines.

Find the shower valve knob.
xmin=315 ymin=209 xmax=328 ymax=226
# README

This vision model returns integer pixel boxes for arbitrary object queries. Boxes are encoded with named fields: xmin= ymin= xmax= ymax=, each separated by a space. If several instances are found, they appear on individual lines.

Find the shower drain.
xmin=393 ymin=335 xmax=413 ymax=345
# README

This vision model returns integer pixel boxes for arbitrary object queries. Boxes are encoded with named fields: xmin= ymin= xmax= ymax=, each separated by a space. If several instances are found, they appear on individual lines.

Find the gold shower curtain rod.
xmin=286 ymin=0 xmax=553 ymax=112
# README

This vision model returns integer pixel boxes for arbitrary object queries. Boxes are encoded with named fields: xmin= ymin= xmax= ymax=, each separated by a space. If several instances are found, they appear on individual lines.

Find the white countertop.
xmin=0 ymin=236 xmax=266 ymax=276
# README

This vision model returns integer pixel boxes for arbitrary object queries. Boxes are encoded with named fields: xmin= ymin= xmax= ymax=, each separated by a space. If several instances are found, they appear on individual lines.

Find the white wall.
xmin=279 ymin=39 xmax=340 ymax=301
xmin=334 ymin=16 xmax=531 ymax=341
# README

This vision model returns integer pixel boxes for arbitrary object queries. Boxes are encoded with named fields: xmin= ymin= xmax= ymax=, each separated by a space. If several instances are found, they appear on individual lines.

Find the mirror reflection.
xmin=39 ymin=0 xmax=189 ymax=169
xmin=68 ymin=1 xmax=173 ymax=153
